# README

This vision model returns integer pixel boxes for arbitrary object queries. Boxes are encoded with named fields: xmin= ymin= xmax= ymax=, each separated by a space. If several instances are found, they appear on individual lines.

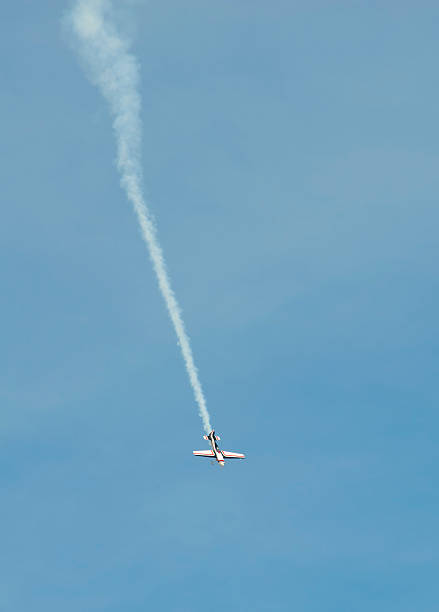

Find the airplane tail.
xmin=204 ymin=431 xmax=220 ymax=441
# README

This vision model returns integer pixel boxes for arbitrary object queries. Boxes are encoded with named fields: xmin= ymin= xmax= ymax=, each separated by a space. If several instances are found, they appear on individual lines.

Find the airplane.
xmin=193 ymin=430 xmax=245 ymax=467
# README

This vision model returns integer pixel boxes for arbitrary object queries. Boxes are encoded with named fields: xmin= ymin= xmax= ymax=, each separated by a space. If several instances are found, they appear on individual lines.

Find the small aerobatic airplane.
xmin=193 ymin=430 xmax=245 ymax=467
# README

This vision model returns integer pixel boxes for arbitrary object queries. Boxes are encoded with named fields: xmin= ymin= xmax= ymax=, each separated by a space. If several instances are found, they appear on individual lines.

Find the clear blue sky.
xmin=1 ymin=1 xmax=438 ymax=610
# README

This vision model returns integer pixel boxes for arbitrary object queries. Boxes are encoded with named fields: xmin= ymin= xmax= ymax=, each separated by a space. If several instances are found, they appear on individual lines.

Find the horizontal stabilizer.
xmin=222 ymin=451 xmax=245 ymax=459
xmin=193 ymin=450 xmax=215 ymax=457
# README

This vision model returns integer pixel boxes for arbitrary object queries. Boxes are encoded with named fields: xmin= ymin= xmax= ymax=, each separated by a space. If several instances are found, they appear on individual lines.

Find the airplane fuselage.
xmin=207 ymin=431 xmax=225 ymax=466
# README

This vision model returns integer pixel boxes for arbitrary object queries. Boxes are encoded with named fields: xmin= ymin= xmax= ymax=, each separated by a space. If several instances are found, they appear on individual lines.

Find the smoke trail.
xmin=67 ymin=0 xmax=212 ymax=433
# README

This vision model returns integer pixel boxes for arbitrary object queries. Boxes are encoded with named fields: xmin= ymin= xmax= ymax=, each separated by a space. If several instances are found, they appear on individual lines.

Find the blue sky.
xmin=1 ymin=1 xmax=438 ymax=610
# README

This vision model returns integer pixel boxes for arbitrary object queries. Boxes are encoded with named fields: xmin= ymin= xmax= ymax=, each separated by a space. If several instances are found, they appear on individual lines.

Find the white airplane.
xmin=193 ymin=430 xmax=245 ymax=466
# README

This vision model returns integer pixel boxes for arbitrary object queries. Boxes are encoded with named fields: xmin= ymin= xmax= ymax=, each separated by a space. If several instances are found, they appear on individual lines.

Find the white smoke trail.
xmin=67 ymin=0 xmax=212 ymax=433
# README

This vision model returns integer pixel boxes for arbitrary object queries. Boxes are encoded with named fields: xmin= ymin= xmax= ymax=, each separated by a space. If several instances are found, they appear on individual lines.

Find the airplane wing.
xmin=222 ymin=451 xmax=246 ymax=459
xmin=193 ymin=450 xmax=215 ymax=457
